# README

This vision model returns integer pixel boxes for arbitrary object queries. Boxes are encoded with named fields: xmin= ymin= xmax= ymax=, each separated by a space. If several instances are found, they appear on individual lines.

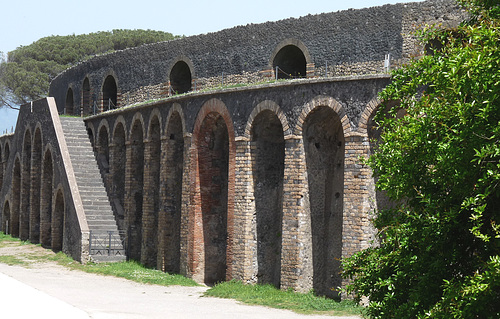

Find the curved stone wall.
xmin=49 ymin=0 xmax=465 ymax=115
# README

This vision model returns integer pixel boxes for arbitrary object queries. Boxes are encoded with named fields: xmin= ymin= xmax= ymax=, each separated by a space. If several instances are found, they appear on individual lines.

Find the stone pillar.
xmin=179 ymin=133 xmax=193 ymax=277
xmin=141 ymin=138 xmax=157 ymax=268
xmin=232 ymin=137 xmax=256 ymax=282
xmin=280 ymin=136 xmax=312 ymax=292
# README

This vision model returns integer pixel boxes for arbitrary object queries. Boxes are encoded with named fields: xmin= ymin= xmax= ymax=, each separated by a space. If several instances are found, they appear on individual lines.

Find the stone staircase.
xmin=60 ymin=117 xmax=126 ymax=262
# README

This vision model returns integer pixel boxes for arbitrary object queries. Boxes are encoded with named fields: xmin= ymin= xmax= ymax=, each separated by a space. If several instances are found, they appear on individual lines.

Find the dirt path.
xmin=0 ymin=244 xmax=361 ymax=319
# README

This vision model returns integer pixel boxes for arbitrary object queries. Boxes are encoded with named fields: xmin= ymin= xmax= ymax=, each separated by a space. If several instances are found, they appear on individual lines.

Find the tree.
xmin=342 ymin=0 xmax=500 ymax=318
xmin=0 ymin=30 xmax=179 ymax=109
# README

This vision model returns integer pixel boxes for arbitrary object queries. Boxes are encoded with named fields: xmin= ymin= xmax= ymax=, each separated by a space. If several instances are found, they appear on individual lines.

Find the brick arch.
xmin=97 ymin=119 xmax=111 ymax=174
xmin=65 ymin=85 xmax=76 ymax=115
xmin=101 ymin=71 xmax=119 ymax=111
xmin=40 ymin=145 xmax=54 ymax=248
xmin=128 ymin=113 xmax=146 ymax=140
xmin=111 ymin=116 xmax=128 ymax=143
xmin=146 ymin=108 xmax=163 ymax=140
xmin=86 ymin=122 xmax=96 ymax=149
xmin=270 ymin=38 xmax=313 ymax=79
xmin=270 ymin=38 xmax=313 ymax=67
xmin=190 ymin=98 xmax=236 ymax=284
xmin=81 ymin=76 xmax=92 ymax=116
xmin=110 ymin=116 xmax=127 ymax=228
xmin=295 ymin=95 xmax=351 ymax=136
xmin=243 ymin=100 xmax=291 ymax=139
xmin=30 ymin=125 xmax=43 ymax=243
xmin=20 ymin=127 xmax=32 ymax=240
xmin=357 ymin=96 xmax=383 ymax=136
xmin=165 ymin=103 xmax=186 ymax=137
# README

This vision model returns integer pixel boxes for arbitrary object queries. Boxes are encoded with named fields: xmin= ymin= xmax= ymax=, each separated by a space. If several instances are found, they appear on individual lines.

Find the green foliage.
xmin=0 ymin=29 xmax=179 ymax=108
xmin=205 ymin=280 xmax=364 ymax=316
xmin=342 ymin=1 xmax=500 ymax=318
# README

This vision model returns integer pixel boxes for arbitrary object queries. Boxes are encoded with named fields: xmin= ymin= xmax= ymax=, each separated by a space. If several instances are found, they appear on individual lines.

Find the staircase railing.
xmin=89 ymin=230 xmax=127 ymax=258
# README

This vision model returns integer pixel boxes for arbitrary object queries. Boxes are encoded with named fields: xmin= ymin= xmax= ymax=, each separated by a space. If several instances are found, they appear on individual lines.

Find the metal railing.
xmin=89 ymin=230 xmax=126 ymax=257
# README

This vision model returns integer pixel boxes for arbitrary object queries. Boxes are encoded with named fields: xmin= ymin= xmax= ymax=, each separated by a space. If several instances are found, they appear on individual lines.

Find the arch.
xmin=127 ymin=115 xmax=145 ymax=261
xmin=82 ymin=77 xmax=92 ymax=116
xmin=295 ymin=96 xmax=352 ymax=136
xmin=52 ymin=187 xmax=65 ymax=252
xmin=65 ymin=87 xmax=75 ymax=115
xmin=40 ymin=148 xmax=53 ymax=248
xmin=302 ymin=105 xmax=345 ymax=298
xmin=159 ymin=107 xmax=185 ymax=273
xmin=30 ymin=126 xmax=42 ymax=243
xmin=271 ymin=39 xmax=311 ymax=80
xmin=2 ymin=200 xmax=10 ymax=235
xmin=102 ymin=74 xmax=118 ymax=111
xmin=250 ymin=109 xmax=285 ymax=288
xmin=169 ymin=58 xmax=194 ymax=94
xmin=0 ymin=143 xmax=3 ymax=195
xmin=111 ymin=119 xmax=127 ymax=230
xmin=191 ymin=98 xmax=236 ymax=284
xmin=20 ymin=128 xmax=32 ymax=240
xmin=142 ymin=113 xmax=161 ymax=268
xmin=97 ymin=121 xmax=110 ymax=174
xmin=11 ymin=156 xmax=21 ymax=237
xmin=244 ymin=100 xmax=291 ymax=139
xmin=86 ymin=124 xmax=95 ymax=149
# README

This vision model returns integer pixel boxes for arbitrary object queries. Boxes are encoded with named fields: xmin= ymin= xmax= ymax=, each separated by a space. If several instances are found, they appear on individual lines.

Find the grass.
xmin=205 ymin=280 xmax=365 ymax=317
xmin=0 ymin=232 xmax=364 ymax=316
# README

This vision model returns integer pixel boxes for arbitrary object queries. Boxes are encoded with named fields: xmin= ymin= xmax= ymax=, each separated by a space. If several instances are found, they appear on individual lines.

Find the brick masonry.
xmin=0 ymin=0 xmax=468 ymax=298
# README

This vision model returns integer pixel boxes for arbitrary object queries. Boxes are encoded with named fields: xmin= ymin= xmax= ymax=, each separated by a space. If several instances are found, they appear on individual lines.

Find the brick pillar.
xmin=141 ymin=138 xmax=158 ymax=268
xmin=232 ymin=137 xmax=256 ymax=282
xmin=280 ymin=136 xmax=312 ymax=292
xmin=179 ymin=133 xmax=193 ymax=277
xmin=342 ymin=132 xmax=377 ymax=288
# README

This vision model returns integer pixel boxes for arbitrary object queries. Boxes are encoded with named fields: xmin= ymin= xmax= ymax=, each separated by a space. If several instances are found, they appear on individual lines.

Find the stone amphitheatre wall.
xmin=49 ymin=0 xmax=465 ymax=115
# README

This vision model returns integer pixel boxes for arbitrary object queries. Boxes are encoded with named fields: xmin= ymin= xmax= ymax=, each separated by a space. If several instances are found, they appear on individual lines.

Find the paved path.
xmin=0 ymin=263 xmax=361 ymax=319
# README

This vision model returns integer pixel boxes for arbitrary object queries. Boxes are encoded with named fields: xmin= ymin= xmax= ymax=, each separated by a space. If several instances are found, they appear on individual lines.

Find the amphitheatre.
xmin=0 ymin=0 xmax=465 ymax=297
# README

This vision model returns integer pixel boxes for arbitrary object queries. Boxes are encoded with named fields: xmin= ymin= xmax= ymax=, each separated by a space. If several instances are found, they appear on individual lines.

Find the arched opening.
xmin=273 ymin=45 xmax=307 ymax=79
xmin=159 ymin=111 xmax=184 ymax=273
xmin=112 ymin=122 xmax=126 ymax=230
xmin=102 ymin=75 xmax=118 ymax=111
xmin=97 ymin=125 xmax=110 ymax=175
xmin=11 ymin=158 xmax=21 ymax=237
xmin=142 ymin=115 xmax=161 ymax=268
xmin=170 ymin=61 xmax=192 ymax=94
xmin=20 ymin=130 xmax=32 ymax=240
xmin=52 ymin=189 xmax=65 ymax=252
xmin=303 ymin=106 xmax=344 ymax=298
xmin=2 ymin=201 xmax=10 ymax=234
xmin=40 ymin=150 xmax=53 ymax=248
xmin=251 ymin=110 xmax=285 ymax=288
xmin=128 ymin=119 xmax=144 ymax=261
xmin=30 ymin=128 xmax=42 ymax=243
xmin=82 ymin=77 xmax=91 ymax=116
xmin=197 ymin=112 xmax=230 ymax=285
xmin=65 ymin=88 xmax=75 ymax=115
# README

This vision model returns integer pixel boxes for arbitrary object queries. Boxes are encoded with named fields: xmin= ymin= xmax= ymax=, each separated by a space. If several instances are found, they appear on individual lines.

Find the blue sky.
xmin=0 ymin=0 xmax=423 ymax=132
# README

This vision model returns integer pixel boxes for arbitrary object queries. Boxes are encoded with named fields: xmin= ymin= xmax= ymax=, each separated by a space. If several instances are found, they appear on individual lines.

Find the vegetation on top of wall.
xmin=0 ymin=30 xmax=180 ymax=109
xmin=342 ymin=0 xmax=500 ymax=318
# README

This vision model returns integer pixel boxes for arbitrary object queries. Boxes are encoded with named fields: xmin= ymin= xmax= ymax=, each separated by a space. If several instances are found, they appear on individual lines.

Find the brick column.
xmin=342 ymin=132 xmax=377 ymax=287
xmin=179 ymin=133 xmax=193 ymax=277
xmin=280 ymin=135 xmax=312 ymax=292
xmin=232 ymin=137 xmax=256 ymax=282
xmin=141 ymin=138 xmax=158 ymax=268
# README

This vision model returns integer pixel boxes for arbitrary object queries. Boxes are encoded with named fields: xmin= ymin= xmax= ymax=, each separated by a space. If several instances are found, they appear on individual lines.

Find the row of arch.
xmin=1 ymin=127 xmax=65 ymax=252
xmin=87 ymin=95 xmax=379 ymax=296
xmin=65 ymin=40 xmax=313 ymax=116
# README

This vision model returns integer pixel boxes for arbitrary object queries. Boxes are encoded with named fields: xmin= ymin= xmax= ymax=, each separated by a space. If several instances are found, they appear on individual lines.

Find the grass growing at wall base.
xmin=205 ymin=280 xmax=365 ymax=316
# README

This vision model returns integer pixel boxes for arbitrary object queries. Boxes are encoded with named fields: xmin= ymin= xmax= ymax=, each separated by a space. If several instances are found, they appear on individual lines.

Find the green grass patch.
xmin=205 ymin=280 xmax=364 ymax=316
xmin=0 ymin=255 xmax=27 ymax=266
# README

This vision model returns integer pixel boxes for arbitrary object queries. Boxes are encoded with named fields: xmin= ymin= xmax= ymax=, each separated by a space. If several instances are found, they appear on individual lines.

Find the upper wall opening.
xmin=272 ymin=44 xmax=308 ymax=79
xmin=170 ymin=60 xmax=193 ymax=94
xmin=102 ymin=75 xmax=118 ymax=110
xmin=65 ymin=88 xmax=74 ymax=115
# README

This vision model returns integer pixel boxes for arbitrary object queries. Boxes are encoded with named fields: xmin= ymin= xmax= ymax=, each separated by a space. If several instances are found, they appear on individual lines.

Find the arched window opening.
xmin=65 ymin=88 xmax=75 ymax=115
xmin=82 ymin=78 xmax=91 ymax=116
xmin=102 ymin=75 xmax=118 ymax=111
xmin=30 ymin=128 xmax=42 ymax=243
xmin=127 ymin=119 xmax=144 ymax=262
xmin=170 ymin=61 xmax=192 ymax=94
xmin=97 ymin=126 xmax=110 ymax=174
xmin=111 ymin=122 xmax=126 ymax=231
xmin=303 ymin=106 xmax=344 ymax=298
xmin=251 ymin=110 xmax=285 ymax=288
xmin=197 ymin=112 xmax=230 ymax=285
xmin=40 ymin=150 xmax=53 ymax=248
xmin=52 ymin=189 xmax=65 ymax=252
xmin=273 ymin=45 xmax=307 ymax=79
xmin=159 ymin=111 xmax=184 ymax=273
